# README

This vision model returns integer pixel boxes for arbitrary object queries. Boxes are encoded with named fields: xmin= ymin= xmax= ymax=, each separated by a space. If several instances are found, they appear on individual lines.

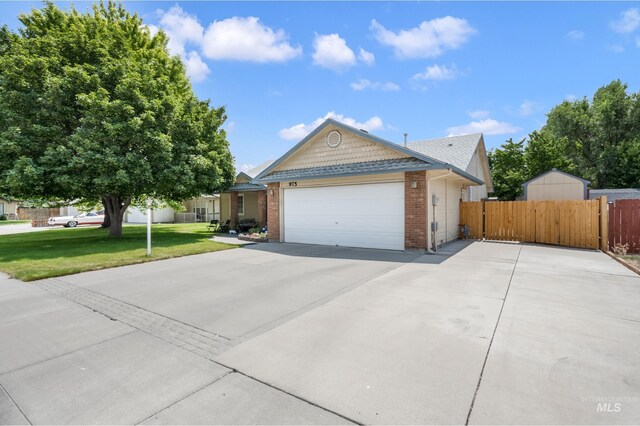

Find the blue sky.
xmin=2 ymin=2 xmax=640 ymax=172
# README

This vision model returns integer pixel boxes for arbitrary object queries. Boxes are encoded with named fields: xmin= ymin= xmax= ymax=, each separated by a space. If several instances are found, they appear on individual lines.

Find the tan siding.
xmin=465 ymin=149 xmax=488 ymax=201
xmin=220 ymin=193 xmax=231 ymax=223
xmin=526 ymin=171 xmax=585 ymax=200
xmin=426 ymin=171 xmax=465 ymax=248
xmin=239 ymin=192 xmax=259 ymax=220
xmin=0 ymin=199 xmax=19 ymax=216
xmin=275 ymin=126 xmax=407 ymax=171
xmin=290 ymin=173 xmax=404 ymax=188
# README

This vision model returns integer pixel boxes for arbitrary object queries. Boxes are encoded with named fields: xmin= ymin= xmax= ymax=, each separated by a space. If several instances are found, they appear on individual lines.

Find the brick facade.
xmin=404 ymin=171 xmax=427 ymax=250
xmin=267 ymin=183 xmax=280 ymax=241
xmin=257 ymin=190 xmax=267 ymax=227
xmin=230 ymin=192 xmax=239 ymax=229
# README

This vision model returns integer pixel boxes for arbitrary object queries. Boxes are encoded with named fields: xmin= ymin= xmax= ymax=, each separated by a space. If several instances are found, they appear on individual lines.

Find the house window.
xmin=238 ymin=194 xmax=244 ymax=215
xmin=0 ymin=203 xmax=4 ymax=215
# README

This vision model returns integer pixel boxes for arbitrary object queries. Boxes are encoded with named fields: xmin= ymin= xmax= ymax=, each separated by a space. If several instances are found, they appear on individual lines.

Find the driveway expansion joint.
xmin=0 ymin=383 xmax=32 ymax=425
xmin=465 ymin=245 xmax=523 ymax=425
xmin=33 ymin=278 xmax=235 ymax=359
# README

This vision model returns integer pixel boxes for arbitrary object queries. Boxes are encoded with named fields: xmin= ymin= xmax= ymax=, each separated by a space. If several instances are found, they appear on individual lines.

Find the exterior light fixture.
xmin=411 ymin=180 xmax=418 ymax=189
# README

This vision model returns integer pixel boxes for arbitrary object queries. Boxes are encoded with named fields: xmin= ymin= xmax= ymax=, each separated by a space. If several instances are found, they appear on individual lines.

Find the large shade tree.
xmin=488 ymin=80 xmax=640 ymax=200
xmin=0 ymin=2 xmax=234 ymax=236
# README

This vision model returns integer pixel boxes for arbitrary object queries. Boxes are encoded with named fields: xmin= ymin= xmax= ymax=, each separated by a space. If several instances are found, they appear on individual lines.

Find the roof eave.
xmin=254 ymin=118 xmax=448 ymax=181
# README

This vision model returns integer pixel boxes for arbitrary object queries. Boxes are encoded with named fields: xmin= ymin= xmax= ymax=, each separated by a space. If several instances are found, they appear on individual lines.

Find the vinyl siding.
xmin=526 ymin=171 xmax=585 ymax=200
xmin=274 ymin=125 xmax=407 ymax=171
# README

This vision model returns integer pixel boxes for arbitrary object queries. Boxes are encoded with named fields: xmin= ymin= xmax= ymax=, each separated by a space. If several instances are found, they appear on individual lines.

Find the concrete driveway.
xmin=1 ymin=241 xmax=639 ymax=424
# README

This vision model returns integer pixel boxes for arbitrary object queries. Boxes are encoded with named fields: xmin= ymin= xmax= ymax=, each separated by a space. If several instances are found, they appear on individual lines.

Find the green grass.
xmin=622 ymin=254 xmax=640 ymax=270
xmin=0 ymin=223 xmax=238 ymax=281
xmin=0 ymin=220 xmax=31 ymax=226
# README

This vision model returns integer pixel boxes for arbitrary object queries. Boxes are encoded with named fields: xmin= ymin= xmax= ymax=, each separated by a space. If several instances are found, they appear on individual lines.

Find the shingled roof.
xmin=406 ymin=133 xmax=483 ymax=172
xmin=254 ymin=119 xmax=484 ymax=185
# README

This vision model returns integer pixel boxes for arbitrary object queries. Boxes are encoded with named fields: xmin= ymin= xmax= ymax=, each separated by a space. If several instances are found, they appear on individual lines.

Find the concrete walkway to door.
xmin=0 ymin=240 xmax=639 ymax=424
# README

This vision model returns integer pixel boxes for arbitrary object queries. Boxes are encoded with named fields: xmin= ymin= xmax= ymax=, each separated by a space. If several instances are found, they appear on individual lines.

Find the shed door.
xmin=283 ymin=182 xmax=404 ymax=250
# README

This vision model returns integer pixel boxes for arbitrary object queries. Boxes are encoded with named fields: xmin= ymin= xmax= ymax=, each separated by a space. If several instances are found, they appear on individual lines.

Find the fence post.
xmin=599 ymin=195 xmax=608 ymax=252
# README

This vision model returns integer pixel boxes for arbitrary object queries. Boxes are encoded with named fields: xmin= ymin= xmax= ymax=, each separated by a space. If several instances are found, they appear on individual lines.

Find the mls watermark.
xmin=580 ymin=396 xmax=639 ymax=413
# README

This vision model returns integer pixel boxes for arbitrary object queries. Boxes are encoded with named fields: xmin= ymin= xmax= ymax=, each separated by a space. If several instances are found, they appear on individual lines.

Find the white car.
xmin=48 ymin=212 xmax=105 ymax=228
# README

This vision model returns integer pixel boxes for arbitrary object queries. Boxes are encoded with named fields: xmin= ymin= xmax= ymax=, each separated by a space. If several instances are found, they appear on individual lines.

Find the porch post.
xmin=257 ymin=190 xmax=267 ymax=228
xmin=230 ymin=192 xmax=239 ymax=230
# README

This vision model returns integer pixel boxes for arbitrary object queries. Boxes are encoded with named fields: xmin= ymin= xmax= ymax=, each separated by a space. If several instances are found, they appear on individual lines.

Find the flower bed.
xmin=237 ymin=232 xmax=268 ymax=243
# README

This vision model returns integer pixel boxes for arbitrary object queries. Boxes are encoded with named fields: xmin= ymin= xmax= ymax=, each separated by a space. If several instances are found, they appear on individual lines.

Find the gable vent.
xmin=326 ymin=130 xmax=342 ymax=148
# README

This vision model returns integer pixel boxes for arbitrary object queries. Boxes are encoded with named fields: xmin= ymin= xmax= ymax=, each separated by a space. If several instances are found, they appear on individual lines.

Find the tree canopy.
xmin=489 ymin=80 xmax=640 ymax=200
xmin=0 ymin=2 xmax=235 ymax=236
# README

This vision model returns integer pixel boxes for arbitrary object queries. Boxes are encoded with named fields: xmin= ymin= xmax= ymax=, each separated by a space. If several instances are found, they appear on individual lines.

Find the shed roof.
xmin=523 ymin=168 xmax=590 ymax=187
xmin=589 ymin=188 xmax=640 ymax=201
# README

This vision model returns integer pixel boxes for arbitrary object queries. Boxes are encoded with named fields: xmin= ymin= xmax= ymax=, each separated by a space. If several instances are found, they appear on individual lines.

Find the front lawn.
xmin=622 ymin=254 xmax=640 ymax=270
xmin=0 ymin=220 xmax=31 ymax=226
xmin=0 ymin=223 xmax=237 ymax=281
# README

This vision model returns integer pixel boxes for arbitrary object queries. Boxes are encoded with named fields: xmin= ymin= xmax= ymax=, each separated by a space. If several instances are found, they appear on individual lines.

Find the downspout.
xmin=426 ymin=168 xmax=453 ymax=252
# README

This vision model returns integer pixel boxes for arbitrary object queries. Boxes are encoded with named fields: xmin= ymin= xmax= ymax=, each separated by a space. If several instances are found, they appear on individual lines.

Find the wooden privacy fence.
xmin=609 ymin=199 xmax=640 ymax=253
xmin=460 ymin=197 xmax=607 ymax=250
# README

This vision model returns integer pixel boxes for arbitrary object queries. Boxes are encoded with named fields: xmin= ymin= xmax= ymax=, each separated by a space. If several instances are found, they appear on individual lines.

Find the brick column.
xmin=230 ymin=192 xmax=239 ymax=230
xmin=267 ymin=183 xmax=280 ymax=242
xmin=404 ymin=171 xmax=427 ymax=250
xmin=257 ymin=190 xmax=267 ymax=228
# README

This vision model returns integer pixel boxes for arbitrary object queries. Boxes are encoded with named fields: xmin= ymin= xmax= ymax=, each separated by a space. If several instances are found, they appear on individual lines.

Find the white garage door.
xmin=283 ymin=182 xmax=404 ymax=250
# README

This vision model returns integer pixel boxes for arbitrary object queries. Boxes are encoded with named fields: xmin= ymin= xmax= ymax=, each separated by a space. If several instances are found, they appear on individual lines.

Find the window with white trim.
xmin=238 ymin=194 xmax=245 ymax=215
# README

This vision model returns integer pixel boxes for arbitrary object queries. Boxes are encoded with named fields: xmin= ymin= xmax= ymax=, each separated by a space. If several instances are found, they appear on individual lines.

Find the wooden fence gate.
xmin=608 ymin=199 xmax=640 ymax=253
xmin=460 ymin=197 xmax=607 ymax=250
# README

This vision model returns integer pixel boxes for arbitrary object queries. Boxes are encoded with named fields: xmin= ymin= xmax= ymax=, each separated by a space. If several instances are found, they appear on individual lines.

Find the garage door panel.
xmin=283 ymin=183 xmax=404 ymax=250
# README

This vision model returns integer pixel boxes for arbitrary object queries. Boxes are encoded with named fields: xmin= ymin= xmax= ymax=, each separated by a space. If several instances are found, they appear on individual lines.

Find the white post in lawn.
xmin=146 ymin=198 xmax=152 ymax=257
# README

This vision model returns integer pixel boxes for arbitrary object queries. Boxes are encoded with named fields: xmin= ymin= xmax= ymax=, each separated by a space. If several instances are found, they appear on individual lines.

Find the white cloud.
xmin=469 ymin=110 xmax=490 ymax=119
xmin=312 ymin=34 xmax=357 ymax=71
xmin=151 ymin=7 xmax=210 ymax=82
xmin=358 ymin=48 xmax=375 ymax=66
xmin=608 ymin=44 xmax=625 ymax=53
xmin=350 ymin=79 xmax=400 ymax=91
xmin=446 ymin=119 xmax=520 ymax=136
xmin=611 ymin=8 xmax=640 ymax=34
xmin=566 ymin=30 xmax=585 ymax=41
xmin=158 ymin=6 xmax=204 ymax=57
xmin=279 ymin=112 xmax=384 ymax=140
xmin=202 ymin=16 xmax=302 ymax=62
xmin=412 ymin=64 xmax=457 ymax=81
xmin=518 ymin=100 xmax=542 ymax=116
xmin=370 ymin=17 xmax=476 ymax=59
xmin=565 ymin=94 xmax=578 ymax=102
xmin=183 ymin=51 xmax=210 ymax=82
xmin=239 ymin=164 xmax=255 ymax=173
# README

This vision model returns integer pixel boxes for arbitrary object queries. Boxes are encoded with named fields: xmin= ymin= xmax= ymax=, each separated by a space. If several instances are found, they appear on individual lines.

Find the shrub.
xmin=613 ymin=243 xmax=629 ymax=256
xmin=0 ymin=214 xmax=7 ymax=221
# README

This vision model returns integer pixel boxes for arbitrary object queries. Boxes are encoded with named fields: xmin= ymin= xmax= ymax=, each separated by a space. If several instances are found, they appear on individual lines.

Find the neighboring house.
xmin=180 ymin=195 xmax=220 ymax=223
xmin=0 ymin=196 xmax=20 ymax=218
xmin=589 ymin=188 xmax=640 ymax=202
xmin=125 ymin=206 xmax=177 ymax=223
xmin=523 ymin=168 xmax=589 ymax=201
xmin=219 ymin=160 xmax=274 ymax=228
xmin=252 ymin=118 xmax=486 ymax=251
xmin=406 ymin=133 xmax=493 ymax=201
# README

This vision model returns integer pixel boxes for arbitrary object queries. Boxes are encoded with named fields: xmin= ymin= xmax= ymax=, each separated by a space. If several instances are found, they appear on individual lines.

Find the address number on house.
xmin=288 ymin=181 xmax=298 ymax=187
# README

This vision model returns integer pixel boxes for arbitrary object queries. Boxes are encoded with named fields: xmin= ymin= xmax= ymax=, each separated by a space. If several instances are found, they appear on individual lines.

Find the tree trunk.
xmin=100 ymin=197 xmax=112 ymax=228
xmin=103 ymin=195 xmax=131 ymax=238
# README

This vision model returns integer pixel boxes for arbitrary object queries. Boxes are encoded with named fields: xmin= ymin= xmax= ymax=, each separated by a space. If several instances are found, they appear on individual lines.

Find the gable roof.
xmin=406 ymin=133 xmax=493 ymax=192
xmin=254 ymin=119 xmax=484 ymax=185
xmin=407 ymin=134 xmax=482 ymax=171
xmin=523 ymin=168 xmax=590 ymax=187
